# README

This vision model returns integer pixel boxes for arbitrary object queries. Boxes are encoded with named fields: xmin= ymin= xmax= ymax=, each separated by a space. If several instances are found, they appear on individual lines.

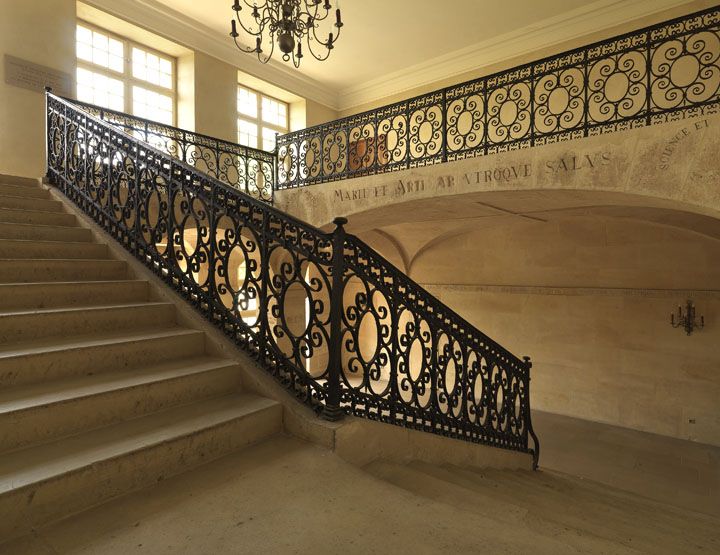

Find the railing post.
xmin=258 ymin=209 xmax=271 ymax=366
xmin=523 ymin=355 xmax=540 ymax=470
xmin=322 ymin=216 xmax=348 ymax=422
xmin=441 ymin=89 xmax=448 ymax=163
xmin=44 ymin=87 xmax=52 ymax=181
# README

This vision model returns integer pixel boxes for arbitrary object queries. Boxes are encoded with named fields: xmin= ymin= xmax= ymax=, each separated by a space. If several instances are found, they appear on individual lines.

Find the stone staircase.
xmin=0 ymin=175 xmax=282 ymax=540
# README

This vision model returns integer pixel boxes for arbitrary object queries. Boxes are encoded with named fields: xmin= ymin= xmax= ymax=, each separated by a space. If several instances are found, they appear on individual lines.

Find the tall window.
xmin=76 ymin=23 xmax=175 ymax=125
xmin=237 ymin=85 xmax=288 ymax=151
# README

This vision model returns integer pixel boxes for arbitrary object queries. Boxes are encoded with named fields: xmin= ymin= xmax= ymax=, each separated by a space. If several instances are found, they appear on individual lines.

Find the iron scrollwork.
xmin=276 ymin=6 xmax=720 ymax=188
xmin=64 ymin=98 xmax=275 ymax=203
xmin=46 ymin=93 xmax=540 ymax=467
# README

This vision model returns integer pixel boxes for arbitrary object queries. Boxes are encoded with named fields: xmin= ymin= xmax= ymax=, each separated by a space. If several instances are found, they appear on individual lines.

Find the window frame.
xmin=75 ymin=20 xmax=177 ymax=126
xmin=237 ymin=84 xmax=289 ymax=152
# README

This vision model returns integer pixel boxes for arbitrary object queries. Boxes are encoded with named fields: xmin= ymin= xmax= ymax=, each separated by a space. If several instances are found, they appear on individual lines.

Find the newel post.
xmin=523 ymin=355 xmax=541 ymax=470
xmin=44 ymin=87 xmax=52 ymax=181
xmin=322 ymin=216 xmax=348 ymax=421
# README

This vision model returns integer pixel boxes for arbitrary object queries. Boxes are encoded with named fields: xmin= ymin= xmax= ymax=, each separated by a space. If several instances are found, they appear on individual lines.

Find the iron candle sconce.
xmin=671 ymin=300 xmax=704 ymax=336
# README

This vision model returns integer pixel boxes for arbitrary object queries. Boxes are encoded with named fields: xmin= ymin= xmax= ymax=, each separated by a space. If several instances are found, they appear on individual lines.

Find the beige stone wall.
xmin=424 ymin=285 xmax=720 ymax=446
xmin=0 ymin=0 xmax=76 ymax=177
xmin=192 ymin=53 xmax=238 ymax=143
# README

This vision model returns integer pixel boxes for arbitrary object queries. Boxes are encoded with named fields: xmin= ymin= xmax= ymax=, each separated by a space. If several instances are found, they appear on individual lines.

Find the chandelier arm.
xmin=304 ymin=36 xmax=334 ymax=62
xmin=241 ymin=0 xmax=270 ymax=9
xmin=234 ymin=9 xmax=269 ymax=37
xmin=259 ymin=31 xmax=276 ymax=64
xmin=232 ymin=34 xmax=258 ymax=54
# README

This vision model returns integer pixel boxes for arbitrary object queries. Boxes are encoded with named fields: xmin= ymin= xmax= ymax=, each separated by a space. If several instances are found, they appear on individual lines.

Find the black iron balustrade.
xmin=45 ymin=92 xmax=540 ymax=468
xmin=276 ymin=6 xmax=720 ymax=188
xmin=52 ymin=95 xmax=275 ymax=203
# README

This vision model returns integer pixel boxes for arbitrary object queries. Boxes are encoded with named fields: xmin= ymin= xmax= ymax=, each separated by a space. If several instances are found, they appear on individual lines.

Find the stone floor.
xmin=533 ymin=410 xmax=720 ymax=516
xmin=2 ymin=433 xmax=718 ymax=555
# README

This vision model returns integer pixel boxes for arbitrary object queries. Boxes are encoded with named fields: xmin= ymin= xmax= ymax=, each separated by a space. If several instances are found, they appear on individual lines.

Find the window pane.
xmin=133 ymin=47 xmax=173 ymax=89
xmin=76 ymin=25 xmax=93 ymax=62
xmin=238 ymin=118 xmax=258 ymax=148
xmin=237 ymin=87 xmax=257 ymax=118
xmin=76 ymin=67 xmax=124 ymax=111
xmin=261 ymin=96 xmax=287 ymax=128
xmin=262 ymin=127 xmax=277 ymax=151
xmin=76 ymin=25 xmax=124 ymax=73
xmin=132 ymin=86 xmax=173 ymax=125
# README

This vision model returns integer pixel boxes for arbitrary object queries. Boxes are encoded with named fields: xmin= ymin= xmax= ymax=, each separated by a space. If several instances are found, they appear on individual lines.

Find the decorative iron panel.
xmin=46 ymin=93 xmax=540 ymax=467
xmin=61 ymin=97 xmax=275 ymax=203
xmin=276 ymin=6 xmax=720 ymax=188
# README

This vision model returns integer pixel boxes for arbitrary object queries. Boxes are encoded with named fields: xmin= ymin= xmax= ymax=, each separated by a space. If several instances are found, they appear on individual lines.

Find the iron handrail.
xmin=46 ymin=91 xmax=540 ymax=467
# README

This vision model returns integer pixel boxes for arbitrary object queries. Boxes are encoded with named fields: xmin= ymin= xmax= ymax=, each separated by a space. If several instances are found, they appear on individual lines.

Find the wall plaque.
xmin=4 ymin=55 xmax=72 ymax=97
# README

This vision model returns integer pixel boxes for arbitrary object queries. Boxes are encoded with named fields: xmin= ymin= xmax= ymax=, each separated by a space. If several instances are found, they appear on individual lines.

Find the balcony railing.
xmin=46 ymin=92 xmax=540 ymax=468
xmin=63 ymin=97 xmax=275 ymax=203
xmin=276 ymin=6 xmax=720 ymax=189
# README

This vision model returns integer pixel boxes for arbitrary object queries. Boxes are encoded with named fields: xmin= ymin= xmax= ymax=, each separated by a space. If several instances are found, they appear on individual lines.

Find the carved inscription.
xmin=332 ymin=151 xmax=613 ymax=203
xmin=4 ymin=55 xmax=72 ymax=97
xmin=544 ymin=153 xmax=611 ymax=173
xmin=658 ymin=119 xmax=709 ymax=170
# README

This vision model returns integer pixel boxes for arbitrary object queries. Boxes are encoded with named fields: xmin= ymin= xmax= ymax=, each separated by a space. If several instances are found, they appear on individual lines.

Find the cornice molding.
xmin=337 ymin=0 xmax=695 ymax=111
xmin=82 ymin=0 xmax=339 ymax=109
xmin=84 ymin=0 xmax=697 ymax=112
xmin=420 ymin=284 xmax=720 ymax=299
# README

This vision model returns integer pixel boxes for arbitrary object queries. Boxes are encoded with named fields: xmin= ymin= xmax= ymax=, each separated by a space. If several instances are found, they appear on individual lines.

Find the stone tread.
xmin=0 ymin=356 xmax=237 ymax=415
xmin=0 ymin=238 xmax=108 ymax=258
xmin=0 ymin=183 xmax=50 ymax=198
xmin=0 ymin=301 xmax=174 ymax=320
xmin=0 ymin=193 xmax=64 ymax=211
xmin=0 ymin=207 xmax=77 ymax=226
xmin=0 ymin=280 xmax=149 ymax=309
xmin=0 ymin=393 xmax=279 ymax=495
xmin=0 ymin=221 xmax=91 ymax=241
xmin=0 ymin=326 xmax=200 ymax=358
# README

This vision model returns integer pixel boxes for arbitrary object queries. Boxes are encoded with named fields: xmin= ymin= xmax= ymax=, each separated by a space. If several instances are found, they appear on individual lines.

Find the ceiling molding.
xmin=336 ymin=0 xmax=695 ymax=111
xmin=82 ymin=0 xmax=340 ymax=109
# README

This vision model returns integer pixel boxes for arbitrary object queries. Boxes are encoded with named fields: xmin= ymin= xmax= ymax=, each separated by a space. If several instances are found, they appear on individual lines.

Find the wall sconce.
xmin=671 ymin=300 xmax=704 ymax=336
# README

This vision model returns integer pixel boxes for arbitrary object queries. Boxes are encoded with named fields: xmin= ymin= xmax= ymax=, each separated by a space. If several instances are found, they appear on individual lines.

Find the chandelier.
xmin=230 ymin=1 xmax=343 ymax=68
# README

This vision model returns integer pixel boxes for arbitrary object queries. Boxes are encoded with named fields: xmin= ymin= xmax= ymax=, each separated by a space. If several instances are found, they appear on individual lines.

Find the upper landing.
xmin=275 ymin=110 xmax=720 ymax=230
xmin=273 ymin=7 xmax=720 ymax=229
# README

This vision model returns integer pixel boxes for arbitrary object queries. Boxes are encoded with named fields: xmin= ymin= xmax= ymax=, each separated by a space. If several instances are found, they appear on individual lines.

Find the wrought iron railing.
xmin=276 ymin=6 xmax=720 ymax=188
xmin=46 ymin=92 xmax=540 ymax=467
xmin=55 ymin=96 xmax=275 ymax=202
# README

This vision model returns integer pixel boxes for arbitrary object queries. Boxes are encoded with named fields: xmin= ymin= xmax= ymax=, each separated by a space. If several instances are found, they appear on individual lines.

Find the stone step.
xmin=0 ymin=175 xmax=40 ymax=188
xmin=0 ymin=357 xmax=242 ymax=453
xmin=0 ymin=258 xmax=127 ymax=283
xmin=0 ymin=183 xmax=50 ymax=199
xmin=0 ymin=393 xmax=281 ymax=540
xmin=0 ymin=221 xmax=91 ymax=242
xmin=0 ymin=302 xmax=176 ymax=344
xmin=0 ymin=238 xmax=108 ymax=259
xmin=0 ymin=280 xmax=149 ymax=311
xmin=0 ymin=328 xmax=206 ymax=388
xmin=0 ymin=194 xmax=65 ymax=213
xmin=0 ymin=207 xmax=77 ymax=227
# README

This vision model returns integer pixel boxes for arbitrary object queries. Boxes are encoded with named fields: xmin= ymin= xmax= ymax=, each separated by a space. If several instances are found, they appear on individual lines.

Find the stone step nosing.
xmin=0 ymin=358 xmax=239 ymax=416
xmin=0 ymin=301 xmax=174 ymax=318
xmin=0 ymin=327 xmax=202 ymax=361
